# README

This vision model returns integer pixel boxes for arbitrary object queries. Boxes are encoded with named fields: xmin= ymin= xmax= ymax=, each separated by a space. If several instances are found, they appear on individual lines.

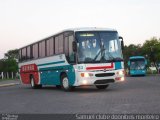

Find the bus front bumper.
xmin=130 ymin=70 xmax=146 ymax=76
xmin=73 ymin=69 xmax=125 ymax=86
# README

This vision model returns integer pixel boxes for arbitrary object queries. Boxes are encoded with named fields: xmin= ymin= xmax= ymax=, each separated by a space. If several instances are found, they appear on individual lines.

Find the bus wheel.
xmin=95 ymin=85 xmax=109 ymax=89
xmin=61 ymin=74 xmax=74 ymax=91
xmin=30 ymin=77 xmax=42 ymax=89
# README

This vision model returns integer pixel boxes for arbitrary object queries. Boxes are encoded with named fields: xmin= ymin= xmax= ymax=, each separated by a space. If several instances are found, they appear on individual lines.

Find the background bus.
xmin=128 ymin=56 xmax=147 ymax=76
xmin=18 ymin=28 xmax=125 ymax=91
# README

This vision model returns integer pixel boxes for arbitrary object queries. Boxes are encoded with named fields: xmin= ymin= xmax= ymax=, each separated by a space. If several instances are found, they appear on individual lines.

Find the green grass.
xmin=0 ymin=78 xmax=16 ymax=82
xmin=147 ymin=70 xmax=158 ymax=74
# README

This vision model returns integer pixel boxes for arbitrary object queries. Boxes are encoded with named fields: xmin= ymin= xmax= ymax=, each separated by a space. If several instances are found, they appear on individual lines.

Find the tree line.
xmin=0 ymin=37 xmax=160 ymax=79
xmin=123 ymin=37 xmax=160 ymax=70
xmin=0 ymin=49 xmax=18 ymax=79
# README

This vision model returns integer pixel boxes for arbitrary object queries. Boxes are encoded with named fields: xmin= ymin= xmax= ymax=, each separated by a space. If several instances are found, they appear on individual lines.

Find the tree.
xmin=4 ymin=49 xmax=19 ymax=60
xmin=123 ymin=44 xmax=143 ymax=68
xmin=123 ymin=37 xmax=160 ymax=70
xmin=0 ymin=49 xmax=19 ymax=79
xmin=142 ymin=37 xmax=160 ymax=70
xmin=0 ymin=59 xmax=5 ymax=72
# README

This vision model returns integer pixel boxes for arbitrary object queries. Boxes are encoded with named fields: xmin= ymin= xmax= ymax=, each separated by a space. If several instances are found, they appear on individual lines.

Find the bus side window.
xmin=55 ymin=36 xmax=59 ymax=54
xmin=22 ymin=47 xmax=26 ymax=61
xmin=46 ymin=37 xmax=54 ymax=56
xmin=46 ymin=39 xmax=50 ymax=56
xmin=64 ymin=36 xmax=69 ymax=58
xmin=68 ymin=35 xmax=75 ymax=63
xmin=27 ymin=46 xmax=31 ymax=60
xmin=19 ymin=49 xmax=22 ymax=62
xmin=32 ymin=43 xmax=38 ymax=59
xmin=58 ymin=34 xmax=64 ymax=53
xmin=39 ymin=41 xmax=46 ymax=58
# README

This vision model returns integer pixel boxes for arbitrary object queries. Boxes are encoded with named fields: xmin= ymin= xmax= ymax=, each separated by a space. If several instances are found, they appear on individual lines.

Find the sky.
xmin=0 ymin=0 xmax=160 ymax=59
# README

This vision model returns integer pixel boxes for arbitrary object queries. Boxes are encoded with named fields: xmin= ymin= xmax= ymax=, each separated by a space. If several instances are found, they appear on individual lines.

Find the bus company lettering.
xmin=21 ymin=64 xmax=37 ymax=72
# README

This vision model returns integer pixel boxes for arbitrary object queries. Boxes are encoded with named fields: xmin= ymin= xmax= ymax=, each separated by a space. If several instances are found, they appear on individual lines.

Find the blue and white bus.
xmin=128 ymin=56 xmax=147 ymax=76
xmin=18 ymin=28 xmax=125 ymax=91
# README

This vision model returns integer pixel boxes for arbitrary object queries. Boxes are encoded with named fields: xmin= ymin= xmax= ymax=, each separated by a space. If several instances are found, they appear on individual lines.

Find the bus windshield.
xmin=130 ymin=59 xmax=145 ymax=70
xmin=75 ymin=31 xmax=123 ymax=63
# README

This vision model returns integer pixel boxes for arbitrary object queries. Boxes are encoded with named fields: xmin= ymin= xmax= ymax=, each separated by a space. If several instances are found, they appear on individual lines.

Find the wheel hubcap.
xmin=31 ymin=79 xmax=34 ymax=87
xmin=62 ymin=77 xmax=69 ymax=89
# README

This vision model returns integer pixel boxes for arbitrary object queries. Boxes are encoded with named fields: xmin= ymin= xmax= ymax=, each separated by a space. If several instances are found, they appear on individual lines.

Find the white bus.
xmin=19 ymin=28 xmax=125 ymax=91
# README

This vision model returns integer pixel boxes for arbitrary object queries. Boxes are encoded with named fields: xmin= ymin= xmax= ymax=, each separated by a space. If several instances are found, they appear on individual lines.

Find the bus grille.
xmin=94 ymin=79 xmax=114 ymax=85
xmin=95 ymin=73 xmax=115 ymax=77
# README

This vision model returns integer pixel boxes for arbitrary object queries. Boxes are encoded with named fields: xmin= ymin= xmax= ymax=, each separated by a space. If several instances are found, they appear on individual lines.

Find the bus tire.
xmin=95 ymin=84 xmax=109 ymax=89
xmin=61 ymin=74 xmax=74 ymax=91
xmin=30 ymin=77 xmax=42 ymax=89
xmin=56 ymin=85 xmax=61 ymax=89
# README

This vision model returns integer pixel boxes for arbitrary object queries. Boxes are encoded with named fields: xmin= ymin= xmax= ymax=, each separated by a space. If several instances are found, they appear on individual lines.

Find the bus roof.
xmin=64 ymin=27 xmax=117 ymax=32
xmin=129 ymin=56 xmax=145 ymax=60
xmin=19 ymin=27 xmax=117 ymax=49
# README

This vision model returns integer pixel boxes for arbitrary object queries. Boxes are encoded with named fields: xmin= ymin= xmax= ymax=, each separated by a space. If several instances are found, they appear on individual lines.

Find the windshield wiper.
xmin=93 ymin=47 xmax=108 ymax=62
xmin=101 ymin=50 xmax=124 ymax=62
xmin=93 ymin=49 xmax=102 ymax=62
xmin=93 ymin=48 xmax=123 ymax=63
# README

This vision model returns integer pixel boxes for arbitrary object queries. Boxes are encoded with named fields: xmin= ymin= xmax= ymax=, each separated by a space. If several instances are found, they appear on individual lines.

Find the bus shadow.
xmin=21 ymin=85 xmax=122 ymax=93
xmin=41 ymin=86 xmax=120 ymax=93
xmin=128 ymin=75 xmax=145 ymax=77
xmin=73 ymin=88 xmax=117 ymax=93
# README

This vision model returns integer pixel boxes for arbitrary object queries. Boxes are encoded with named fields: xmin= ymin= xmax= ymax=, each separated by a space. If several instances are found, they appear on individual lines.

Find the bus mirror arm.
xmin=72 ymin=41 xmax=77 ymax=52
xmin=119 ymin=36 xmax=124 ymax=50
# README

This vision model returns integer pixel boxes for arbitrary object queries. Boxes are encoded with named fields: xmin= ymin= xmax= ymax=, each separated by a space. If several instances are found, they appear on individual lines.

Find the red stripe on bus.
xmin=86 ymin=63 xmax=114 ymax=70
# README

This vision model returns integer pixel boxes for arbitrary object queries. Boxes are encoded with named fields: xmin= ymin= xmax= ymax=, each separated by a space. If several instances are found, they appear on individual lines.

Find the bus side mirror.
xmin=119 ymin=36 xmax=124 ymax=50
xmin=72 ymin=41 xmax=77 ymax=52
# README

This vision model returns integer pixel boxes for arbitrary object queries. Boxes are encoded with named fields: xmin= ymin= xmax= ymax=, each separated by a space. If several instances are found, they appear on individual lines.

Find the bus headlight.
xmin=81 ymin=73 xmax=93 ymax=77
xmin=116 ymin=70 xmax=124 ymax=75
xmin=82 ymin=80 xmax=88 ymax=85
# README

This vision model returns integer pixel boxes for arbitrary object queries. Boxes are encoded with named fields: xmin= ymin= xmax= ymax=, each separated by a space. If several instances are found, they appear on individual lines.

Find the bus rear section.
xmin=128 ymin=56 xmax=147 ymax=76
xmin=18 ymin=28 xmax=125 ymax=91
